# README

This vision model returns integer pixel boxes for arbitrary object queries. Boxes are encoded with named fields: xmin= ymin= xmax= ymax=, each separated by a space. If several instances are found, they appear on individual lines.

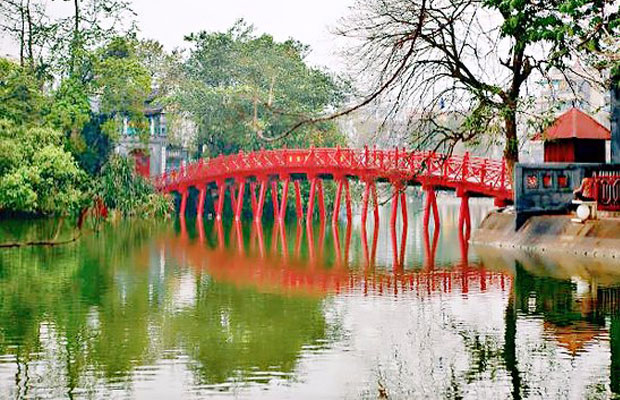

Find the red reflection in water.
xmin=178 ymin=218 xmax=510 ymax=298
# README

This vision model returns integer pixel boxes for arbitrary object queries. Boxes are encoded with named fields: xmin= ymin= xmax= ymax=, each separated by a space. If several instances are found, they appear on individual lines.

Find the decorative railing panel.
xmin=154 ymin=147 xmax=513 ymax=202
xmin=595 ymin=173 xmax=620 ymax=211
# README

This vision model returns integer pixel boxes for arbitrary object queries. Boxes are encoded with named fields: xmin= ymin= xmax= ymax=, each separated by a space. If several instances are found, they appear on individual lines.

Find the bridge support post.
xmin=400 ymin=188 xmax=408 ymax=230
xmin=458 ymin=192 xmax=471 ymax=238
xmin=317 ymin=179 xmax=326 ymax=223
xmin=294 ymin=180 xmax=303 ymax=221
xmin=423 ymin=186 xmax=440 ymax=230
xmin=234 ymin=179 xmax=246 ymax=222
xmin=390 ymin=184 xmax=399 ymax=229
xmin=332 ymin=179 xmax=343 ymax=226
xmin=372 ymin=182 xmax=380 ymax=227
xmin=215 ymin=182 xmax=226 ymax=221
xmin=344 ymin=179 xmax=352 ymax=224
xmin=255 ymin=179 xmax=267 ymax=223
xmin=279 ymin=177 xmax=289 ymax=224
xmin=179 ymin=187 xmax=188 ymax=217
xmin=196 ymin=184 xmax=206 ymax=218
xmin=306 ymin=177 xmax=317 ymax=228
xmin=361 ymin=181 xmax=370 ymax=229
xmin=270 ymin=180 xmax=280 ymax=221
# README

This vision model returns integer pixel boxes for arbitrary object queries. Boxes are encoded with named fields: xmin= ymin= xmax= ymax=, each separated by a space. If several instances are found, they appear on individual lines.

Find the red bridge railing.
xmin=154 ymin=147 xmax=512 ymax=200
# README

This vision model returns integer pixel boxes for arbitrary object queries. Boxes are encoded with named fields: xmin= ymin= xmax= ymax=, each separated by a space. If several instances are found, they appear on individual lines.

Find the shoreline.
xmin=471 ymin=211 xmax=620 ymax=261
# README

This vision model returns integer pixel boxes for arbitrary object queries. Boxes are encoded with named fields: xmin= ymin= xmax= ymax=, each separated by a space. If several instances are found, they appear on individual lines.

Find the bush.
xmin=97 ymin=155 xmax=172 ymax=218
xmin=0 ymin=120 xmax=88 ymax=216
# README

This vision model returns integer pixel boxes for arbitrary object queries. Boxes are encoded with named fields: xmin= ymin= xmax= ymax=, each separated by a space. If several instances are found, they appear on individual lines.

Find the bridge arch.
xmin=155 ymin=147 xmax=513 ymax=234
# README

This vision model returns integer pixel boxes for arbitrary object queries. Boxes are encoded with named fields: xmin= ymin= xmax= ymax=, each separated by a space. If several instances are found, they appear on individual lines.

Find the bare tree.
xmin=258 ymin=0 xmax=616 ymax=172
xmin=0 ymin=0 xmax=55 ymax=70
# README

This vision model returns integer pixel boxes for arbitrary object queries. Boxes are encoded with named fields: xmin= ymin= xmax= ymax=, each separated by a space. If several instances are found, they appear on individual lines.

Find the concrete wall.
xmin=514 ymin=162 xmax=620 ymax=228
xmin=471 ymin=211 xmax=620 ymax=261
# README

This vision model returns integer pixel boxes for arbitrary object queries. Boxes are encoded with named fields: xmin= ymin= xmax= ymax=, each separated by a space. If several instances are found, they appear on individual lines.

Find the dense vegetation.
xmin=0 ymin=1 xmax=349 ymax=222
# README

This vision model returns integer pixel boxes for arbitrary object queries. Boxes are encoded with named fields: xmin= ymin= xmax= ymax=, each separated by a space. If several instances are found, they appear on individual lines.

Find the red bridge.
xmin=155 ymin=147 xmax=513 ymax=233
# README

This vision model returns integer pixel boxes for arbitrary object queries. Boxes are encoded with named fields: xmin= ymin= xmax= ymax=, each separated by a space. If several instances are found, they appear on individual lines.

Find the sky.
xmin=0 ymin=0 xmax=355 ymax=71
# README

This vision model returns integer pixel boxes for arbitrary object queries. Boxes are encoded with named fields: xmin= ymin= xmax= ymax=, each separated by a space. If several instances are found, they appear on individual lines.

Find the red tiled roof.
xmin=533 ymin=108 xmax=610 ymax=141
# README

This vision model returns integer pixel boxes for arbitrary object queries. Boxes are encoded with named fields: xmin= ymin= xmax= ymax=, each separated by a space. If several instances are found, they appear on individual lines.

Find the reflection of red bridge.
xmin=155 ymin=148 xmax=512 ymax=234
xmin=163 ymin=218 xmax=511 ymax=297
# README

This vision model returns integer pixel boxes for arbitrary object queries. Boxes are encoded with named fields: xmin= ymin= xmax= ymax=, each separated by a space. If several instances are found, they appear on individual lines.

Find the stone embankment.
xmin=471 ymin=211 xmax=620 ymax=261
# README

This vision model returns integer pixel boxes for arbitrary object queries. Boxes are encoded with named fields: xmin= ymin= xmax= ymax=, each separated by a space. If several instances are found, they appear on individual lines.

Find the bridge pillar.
xmin=458 ymin=193 xmax=471 ymax=239
xmin=179 ymin=187 xmax=188 ymax=217
xmin=294 ymin=180 xmax=303 ymax=221
xmin=390 ymin=184 xmax=400 ymax=229
xmin=317 ymin=179 xmax=326 ymax=223
xmin=332 ymin=179 xmax=343 ymax=226
xmin=306 ymin=177 xmax=317 ymax=228
xmin=215 ymin=181 xmax=226 ymax=221
xmin=344 ymin=179 xmax=352 ymax=224
xmin=255 ymin=179 xmax=268 ymax=223
xmin=423 ymin=186 xmax=440 ymax=230
xmin=196 ymin=184 xmax=207 ymax=218
xmin=278 ymin=177 xmax=289 ymax=224
xmin=361 ymin=181 xmax=371 ymax=229
xmin=400 ymin=188 xmax=408 ymax=230
xmin=270 ymin=180 xmax=280 ymax=221
xmin=234 ymin=179 xmax=246 ymax=222
xmin=371 ymin=181 xmax=379 ymax=227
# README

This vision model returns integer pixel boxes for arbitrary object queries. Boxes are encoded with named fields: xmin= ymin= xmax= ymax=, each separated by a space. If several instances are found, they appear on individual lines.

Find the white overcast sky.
xmin=0 ymin=0 xmax=355 ymax=70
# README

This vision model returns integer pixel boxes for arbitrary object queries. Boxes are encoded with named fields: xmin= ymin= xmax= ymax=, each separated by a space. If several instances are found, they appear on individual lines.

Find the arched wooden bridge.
xmin=155 ymin=147 xmax=513 ymax=233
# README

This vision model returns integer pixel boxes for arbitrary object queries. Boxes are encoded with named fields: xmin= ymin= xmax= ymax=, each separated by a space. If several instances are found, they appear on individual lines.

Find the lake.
xmin=1 ymin=197 xmax=619 ymax=399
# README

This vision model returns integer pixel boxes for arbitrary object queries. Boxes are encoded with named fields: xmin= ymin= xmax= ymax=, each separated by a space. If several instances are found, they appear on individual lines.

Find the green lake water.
xmin=1 ymin=198 xmax=619 ymax=399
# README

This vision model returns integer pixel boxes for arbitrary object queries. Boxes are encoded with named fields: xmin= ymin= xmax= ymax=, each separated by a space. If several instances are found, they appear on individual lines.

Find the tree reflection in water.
xmin=0 ymin=211 xmax=619 ymax=399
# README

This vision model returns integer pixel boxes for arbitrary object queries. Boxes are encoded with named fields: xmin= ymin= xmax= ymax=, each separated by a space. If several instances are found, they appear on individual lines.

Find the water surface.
xmin=1 ymin=198 xmax=619 ymax=399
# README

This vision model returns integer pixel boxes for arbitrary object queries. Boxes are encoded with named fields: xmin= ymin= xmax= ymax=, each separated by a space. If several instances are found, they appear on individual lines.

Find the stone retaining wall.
xmin=471 ymin=211 xmax=620 ymax=261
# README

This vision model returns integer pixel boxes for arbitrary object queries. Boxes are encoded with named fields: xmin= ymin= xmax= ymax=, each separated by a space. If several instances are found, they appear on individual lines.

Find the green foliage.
xmin=93 ymin=37 xmax=152 ymax=140
xmin=179 ymin=20 xmax=349 ymax=157
xmin=483 ymin=0 xmax=619 ymax=73
xmin=97 ymin=155 xmax=172 ymax=218
xmin=0 ymin=58 xmax=46 ymax=124
xmin=0 ymin=120 xmax=87 ymax=215
xmin=47 ymin=77 xmax=91 ymax=140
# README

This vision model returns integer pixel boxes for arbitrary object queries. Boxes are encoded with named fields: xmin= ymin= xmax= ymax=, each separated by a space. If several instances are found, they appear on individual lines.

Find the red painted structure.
xmin=534 ymin=108 xmax=611 ymax=163
xmin=165 ymin=217 xmax=512 ymax=298
xmin=595 ymin=173 xmax=620 ymax=211
xmin=131 ymin=149 xmax=151 ymax=178
xmin=154 ymin=147 xmax=513 ymax=234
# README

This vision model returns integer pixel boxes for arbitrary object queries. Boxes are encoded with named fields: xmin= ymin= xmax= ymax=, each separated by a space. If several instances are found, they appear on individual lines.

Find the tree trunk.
xmin=503 ymin=105 xmax=519 ymax=179
xmin=18 ymin=0 xmax=25 ymax=66
xmin=25 ymin=0 xmax=33 ymax=69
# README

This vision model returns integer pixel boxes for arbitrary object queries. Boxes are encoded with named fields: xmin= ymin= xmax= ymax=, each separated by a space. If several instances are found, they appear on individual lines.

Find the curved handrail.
xmin=154 ymin=147 xmax=512 ymax=200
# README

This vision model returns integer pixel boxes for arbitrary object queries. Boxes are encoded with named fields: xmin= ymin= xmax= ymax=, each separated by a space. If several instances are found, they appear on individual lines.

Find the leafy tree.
xmin=0 ymin=119 xmax=87 ymax=215
xmin=0 ymin=58 xmax=46 ymax=124
xmin=329 ymin=0 xmax=618 ymax=169
xmin=177 ymin=20 xmax=350 ymax=157
xmin=97 ymin=155 xmax=172 ymax=218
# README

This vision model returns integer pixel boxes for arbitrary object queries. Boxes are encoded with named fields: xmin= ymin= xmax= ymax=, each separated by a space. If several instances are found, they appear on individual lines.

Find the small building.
xmin=115 ymin=104 xmax=192 ymax=177
xmin=534 ymin=108 xmax=610 ymax=163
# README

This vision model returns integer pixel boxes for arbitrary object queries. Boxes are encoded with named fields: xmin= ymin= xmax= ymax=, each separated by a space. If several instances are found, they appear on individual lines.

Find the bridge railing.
xmin=153 ymin=147 xmax=512 ymax=196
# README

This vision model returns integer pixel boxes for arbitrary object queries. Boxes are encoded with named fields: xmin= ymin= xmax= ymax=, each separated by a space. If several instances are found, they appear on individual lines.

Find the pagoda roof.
xmin=533 ymin=107 xmax=610 ymax=141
